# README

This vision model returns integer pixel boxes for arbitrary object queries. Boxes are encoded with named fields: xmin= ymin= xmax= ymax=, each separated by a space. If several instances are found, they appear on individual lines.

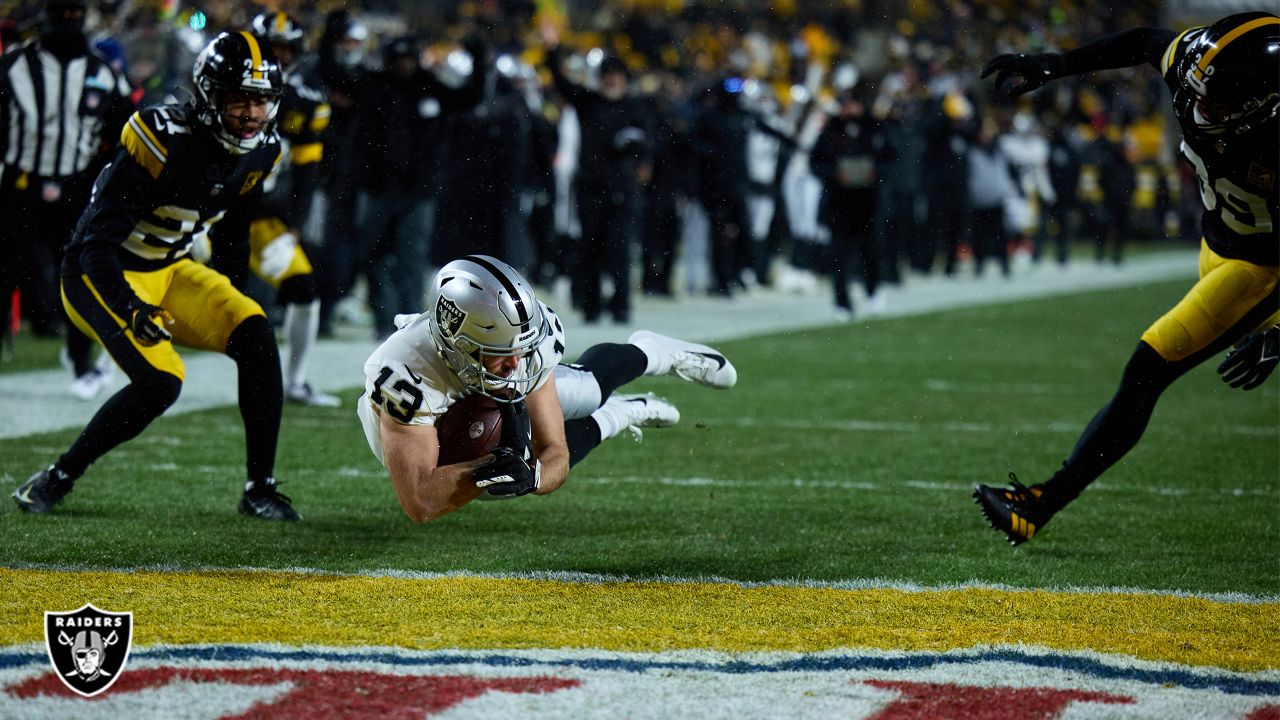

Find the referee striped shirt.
xmin=0 ymin=39 xmax=132 ymax=180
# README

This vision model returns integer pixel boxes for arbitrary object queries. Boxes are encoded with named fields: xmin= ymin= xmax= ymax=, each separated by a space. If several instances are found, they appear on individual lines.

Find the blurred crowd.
xmin=3 ymin=0 xmax=1201 ymax=332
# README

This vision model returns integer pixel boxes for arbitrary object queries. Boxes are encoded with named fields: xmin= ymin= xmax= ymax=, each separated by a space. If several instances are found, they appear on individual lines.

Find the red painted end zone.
xmin=862 ymin=680 xmax=1134 ymax=719
xmin=8 ymin=668 xmax=580 ymax=718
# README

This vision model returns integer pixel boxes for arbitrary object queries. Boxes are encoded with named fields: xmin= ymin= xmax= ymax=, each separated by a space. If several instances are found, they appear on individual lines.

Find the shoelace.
xmin=1004 ymin=472 xmax=1040 ymax=503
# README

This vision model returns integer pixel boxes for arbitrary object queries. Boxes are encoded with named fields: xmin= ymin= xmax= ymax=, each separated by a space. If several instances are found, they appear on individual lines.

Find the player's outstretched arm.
xmin=982 ymin=27 xmax=1177 ymax=96
xmin=379 ymin=413 xmax=485 ymax=523
xmin=525 ymin=373 xmax=570 ymax=495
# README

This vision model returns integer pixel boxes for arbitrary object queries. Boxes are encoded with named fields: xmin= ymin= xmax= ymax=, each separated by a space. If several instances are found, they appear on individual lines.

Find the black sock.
xmin=58 ymin=370 xmax=182 ymax=478
xmin=225 ymin=316 xmax=283 ymax=483
xmin=1042 ymin=342 xmax=1181 ymax=510
xmin=574 ymin=342 xmax=647 ymax=403
xmin=564 ymin=417 xmax=603 ymax=467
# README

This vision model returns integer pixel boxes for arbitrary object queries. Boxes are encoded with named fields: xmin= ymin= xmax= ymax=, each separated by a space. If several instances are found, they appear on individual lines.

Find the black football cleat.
xmin=12 ymin=466 xmax=76 ymax=514
xmin=238 ymin=478 xmax=301 ymax=521
xmin=973 ymin=473 xmax=1053 ymax=546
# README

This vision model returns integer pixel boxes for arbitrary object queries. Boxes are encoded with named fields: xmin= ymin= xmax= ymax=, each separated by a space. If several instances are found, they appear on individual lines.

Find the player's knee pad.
xmin=275 ymin=274 xmax=317 ymax=306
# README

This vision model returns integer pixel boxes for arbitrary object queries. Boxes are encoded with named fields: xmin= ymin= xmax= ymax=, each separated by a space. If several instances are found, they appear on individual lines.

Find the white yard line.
xmin=5 ymin=561 xmax=1276 ymax=604
xmin=0 ymin=252 xmax=1198 ymax=440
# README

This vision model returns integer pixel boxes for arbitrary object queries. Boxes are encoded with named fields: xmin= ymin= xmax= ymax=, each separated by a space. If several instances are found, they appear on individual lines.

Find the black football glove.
xmin=497 ymin=399 xmax=532 ymax=458
xmin=1218 ymin=326 xmax=1280 ymax=391
xmin=980 ymin=53 xmax=1065 ymax=97
xmin=473 ymin=446 xmax=541 ymax=498
xmin=129 ymin=302 xmax=173 ymax=346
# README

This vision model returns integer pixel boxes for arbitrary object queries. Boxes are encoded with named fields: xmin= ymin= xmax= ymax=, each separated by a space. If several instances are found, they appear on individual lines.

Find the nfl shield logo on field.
xmin=43 ymin=603 xmax=133 ymax=697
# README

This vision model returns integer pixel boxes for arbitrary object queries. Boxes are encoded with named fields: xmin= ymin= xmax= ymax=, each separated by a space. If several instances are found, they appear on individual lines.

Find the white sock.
xmin=630 ymin=336 xmax=671 ymax=377
xmin=283 ymin=300 xmax=320 ymax=389
xmin=590 ymin=401 xmax=628 ymax=441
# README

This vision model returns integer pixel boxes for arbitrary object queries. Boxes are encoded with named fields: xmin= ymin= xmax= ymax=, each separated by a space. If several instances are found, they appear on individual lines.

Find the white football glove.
xmin=189 ymin=234 xmax=212 ymax=264
xmin=259 ymin=232 xmax=297 ymax=280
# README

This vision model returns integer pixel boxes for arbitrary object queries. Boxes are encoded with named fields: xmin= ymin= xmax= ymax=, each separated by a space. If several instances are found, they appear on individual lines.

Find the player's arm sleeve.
xmin=211 ymin=193 xmax=257 ymax=289
xmin=285 ymin=161 xmax=319 ymax=229
xmin=213 ymin=146 xmax=283 ymax=285
xmin=75 ymin=144 xmax=160 ymax=318
xmin=1059 ymin=27 xmax=1178 ymax=75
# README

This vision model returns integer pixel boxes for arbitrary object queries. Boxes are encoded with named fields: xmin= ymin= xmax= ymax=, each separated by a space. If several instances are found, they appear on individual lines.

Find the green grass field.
xmin=2 ymin=278 xmax=1276 ymax=596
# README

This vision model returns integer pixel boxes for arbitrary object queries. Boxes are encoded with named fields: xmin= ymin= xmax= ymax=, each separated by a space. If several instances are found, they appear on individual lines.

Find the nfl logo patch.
xmin=43 ymin=603 xmax=133 ymax=697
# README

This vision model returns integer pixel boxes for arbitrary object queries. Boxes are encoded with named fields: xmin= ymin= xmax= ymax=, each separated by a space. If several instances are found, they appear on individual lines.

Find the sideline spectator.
xmin=0 ymin=0 xmax=134 ymax=397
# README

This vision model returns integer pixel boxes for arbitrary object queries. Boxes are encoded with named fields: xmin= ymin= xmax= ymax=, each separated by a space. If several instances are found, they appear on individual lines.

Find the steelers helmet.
xmin=427 ymin=256 xmax=550 ymax=403
xmin=250 ymin=11 xmax=306 ymax=71
xmin=1174 ymin=12 xmax=1280 ymax=135
xmin=192 ymin=32 xmax=284 ymax=154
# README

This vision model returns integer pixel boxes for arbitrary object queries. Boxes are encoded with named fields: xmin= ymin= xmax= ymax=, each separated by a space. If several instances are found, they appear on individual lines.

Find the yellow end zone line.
xmin=3 ymin=568 xmax=1276 ymax=672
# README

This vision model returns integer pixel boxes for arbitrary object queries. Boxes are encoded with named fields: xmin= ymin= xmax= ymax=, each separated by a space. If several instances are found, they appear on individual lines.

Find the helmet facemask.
xmin=193 ymin=33 xmax=284 ymax=154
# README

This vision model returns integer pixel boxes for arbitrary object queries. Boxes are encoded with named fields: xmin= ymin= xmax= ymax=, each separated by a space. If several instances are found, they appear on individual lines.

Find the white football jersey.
xmin=358 ymin=302 xmax=568 ymax=465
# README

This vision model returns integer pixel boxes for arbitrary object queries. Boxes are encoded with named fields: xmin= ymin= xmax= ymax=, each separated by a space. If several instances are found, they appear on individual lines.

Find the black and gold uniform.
xmin=11 ymin=31 xmax=300 ymax=521
xmin=973 ymin=13 xmax=1279 ymax=545
xmin=62 ymin=103 xmax=282 ymax=368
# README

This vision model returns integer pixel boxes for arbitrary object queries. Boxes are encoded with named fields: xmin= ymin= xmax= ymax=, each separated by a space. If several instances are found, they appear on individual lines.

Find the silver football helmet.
xmin=428 ymin=256 xmax=549 ymax=403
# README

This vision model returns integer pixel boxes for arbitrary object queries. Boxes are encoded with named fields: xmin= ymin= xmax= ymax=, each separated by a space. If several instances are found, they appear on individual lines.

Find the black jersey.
xmin=65 ymin=104 xmax=283 ymax=275
xmin=277 ymin=71 xmax=329 ymax=163
xmin=258 ymin=70 xmax=328 ymax=227
xmin=1160 ymin=28 xmax=1279 ymax=265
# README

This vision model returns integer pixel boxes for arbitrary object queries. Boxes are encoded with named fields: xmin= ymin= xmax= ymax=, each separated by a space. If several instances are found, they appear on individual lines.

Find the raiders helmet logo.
xmin=43 ymin=603 xmax=133 ymax=697
xmin=436 ymin=296 xmax=466 ymax=338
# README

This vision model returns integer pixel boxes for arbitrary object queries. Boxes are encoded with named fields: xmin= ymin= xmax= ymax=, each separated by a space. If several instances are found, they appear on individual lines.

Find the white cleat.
xmin=628 ymin=330 xmax=737 ymax=389
xmin=614 ymin=392 xmax=680 ymax=428
xmin=286 ymin=383 xmax=341 ymax=408
xmin=603 ymin=392 xmax=680 ymax=442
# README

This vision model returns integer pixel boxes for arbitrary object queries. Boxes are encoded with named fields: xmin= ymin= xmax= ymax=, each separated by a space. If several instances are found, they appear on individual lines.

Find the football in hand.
xmin=436 ymin=394 xmax=503 ymax=466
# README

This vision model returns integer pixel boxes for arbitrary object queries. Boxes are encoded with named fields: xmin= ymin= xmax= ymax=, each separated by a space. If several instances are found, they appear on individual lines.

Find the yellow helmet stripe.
xmin=1161 ymin=28 xmax=1194 ymax=74
xmin=274 ymin=12 xmax=287 ymax=34
xmin=1197 ymin=16 xmax=1280 ymax=74
xmin=240 ymin=30 xmax=265 ymax=81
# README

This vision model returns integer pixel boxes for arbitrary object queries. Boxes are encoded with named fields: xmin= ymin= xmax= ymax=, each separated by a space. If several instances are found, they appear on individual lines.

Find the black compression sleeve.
xmin=78 ymin=241 xmax=142 ymax=318
xmin=1060 ymin=27 xmax=1178 ymax=75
